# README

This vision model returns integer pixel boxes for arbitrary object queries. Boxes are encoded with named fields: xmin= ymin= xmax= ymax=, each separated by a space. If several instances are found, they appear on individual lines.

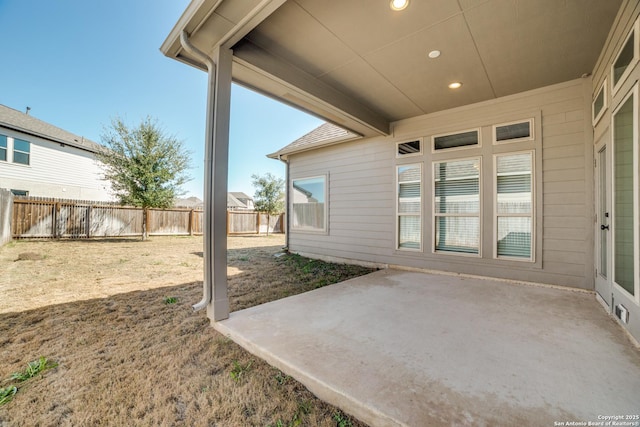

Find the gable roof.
xmin=0 ymin=104 xmax=102 ymax=153
xmin=227 ymin=193 xmax=247 ymax=208
xmin=229 ymin=192 xmax=252 ymax=201
xmin=268 ymin=122 xmax=361 ymax=158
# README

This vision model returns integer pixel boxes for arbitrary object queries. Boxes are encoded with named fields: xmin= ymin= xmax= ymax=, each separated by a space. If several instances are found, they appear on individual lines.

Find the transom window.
xmin=494 ymin=120 xmax=533 ymax=143
xmin=397 ymin=140 xmax=421 ymax=157
xmin=13 ymin=138 xmax=30 ymax=165
xmin=592 ymin=80 xmax=607 ymax=125
xmin=612 ymin=19 xmax=639 ymax=94
xmin=433 ymin=158 xmax=481 ymax=255
xmin=291 ymin=176 xmax=327 ymax=232
xmin=433 ymin=129 xmax=479 ymax=151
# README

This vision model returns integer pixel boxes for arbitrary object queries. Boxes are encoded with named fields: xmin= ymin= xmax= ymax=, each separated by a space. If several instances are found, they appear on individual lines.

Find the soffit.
xmin=234 ymin=0 xmax=621 ymax=123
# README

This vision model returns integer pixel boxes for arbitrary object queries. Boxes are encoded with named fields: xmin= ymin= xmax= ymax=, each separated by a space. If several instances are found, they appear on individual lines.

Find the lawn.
xmin=0 ymin=235 xmax=374 ymax=426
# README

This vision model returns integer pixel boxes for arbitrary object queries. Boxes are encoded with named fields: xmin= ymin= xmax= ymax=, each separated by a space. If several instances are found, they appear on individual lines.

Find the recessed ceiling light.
xmin=390 ymin=0 xmax=409 ymax=11
xmin=448 ymin=82 xmax=463 ymax=89
xmin=428 ymin=50 xmax=441 ymax=59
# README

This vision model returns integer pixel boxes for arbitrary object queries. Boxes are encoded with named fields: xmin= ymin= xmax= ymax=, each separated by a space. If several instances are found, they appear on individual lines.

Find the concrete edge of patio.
xmin=213 ymin=268 xmax=640 ymax=426
xmin=214 ymin=316 xmax=403 ymax=427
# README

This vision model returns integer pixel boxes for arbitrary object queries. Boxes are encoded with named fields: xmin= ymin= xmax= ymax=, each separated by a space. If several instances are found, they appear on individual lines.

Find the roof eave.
xmin=267 ymin=134 xmax=363 ymax=160
xmin=0 ymin=122 xmax=101 ymax=154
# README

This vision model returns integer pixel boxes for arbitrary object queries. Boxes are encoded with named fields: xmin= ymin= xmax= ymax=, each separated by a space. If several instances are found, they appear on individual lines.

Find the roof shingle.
xmin=268 ymin=122 xmax=360 ymax=158
xmin=0 ymin=104 xmax=102 ymax=153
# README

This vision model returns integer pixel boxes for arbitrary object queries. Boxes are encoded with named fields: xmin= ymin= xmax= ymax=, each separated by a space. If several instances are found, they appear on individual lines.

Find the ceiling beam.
xmin=233 ymin=40 xmax=390 ymax=136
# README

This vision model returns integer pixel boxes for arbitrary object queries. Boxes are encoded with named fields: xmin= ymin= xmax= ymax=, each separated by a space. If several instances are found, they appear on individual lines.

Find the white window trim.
xmin=431 ymin=128 xmax=482 ymax=153
xmin=432 ymin=156 xmax=482 ymax=257
xmin=492 ymin=118 xmax=534 ymax=145
xmin=611 ymin=18 xmax=640 ymax=96
xmin=611 ymin=84 xmax=640 ymax=305
xmin=290 ymin=174 xmax=328 ymax=235
xmin=493 ymin=150 xmax=535 ymax=262
xmin=593 ymin=79 xmax=608 ymax=126
xmin=12 ymin=138 xmax=31 ymax=166
xmin=396 ymin=163 xmax=423 ymax=252
xmin=0 ymin=134 xmax=8 ymax=163
xmin=396 ymin=138 xmax=423 ymax=158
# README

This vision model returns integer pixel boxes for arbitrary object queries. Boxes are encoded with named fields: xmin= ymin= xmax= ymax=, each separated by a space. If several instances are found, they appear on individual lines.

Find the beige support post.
xmin=207 ymin=46 xmax=233 ymax=322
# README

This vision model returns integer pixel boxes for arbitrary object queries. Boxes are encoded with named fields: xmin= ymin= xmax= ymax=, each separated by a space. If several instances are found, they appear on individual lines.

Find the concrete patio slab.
xmin=214 ymin=269 xmax=640 ymax=427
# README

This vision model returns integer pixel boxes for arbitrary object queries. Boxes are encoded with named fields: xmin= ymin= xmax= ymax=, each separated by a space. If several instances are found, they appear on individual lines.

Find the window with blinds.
xmin=397 ymin=164 xmax=421 ymax=250
xmin=495 ymin=152 xmax=533 ymax=260
xmin=433 ymin=158 xmax=480 ymax=255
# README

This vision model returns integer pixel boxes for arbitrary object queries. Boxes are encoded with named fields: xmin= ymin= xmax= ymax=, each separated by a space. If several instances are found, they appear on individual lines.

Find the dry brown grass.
xmin=0 ymin=235 xmax=374 ymax=426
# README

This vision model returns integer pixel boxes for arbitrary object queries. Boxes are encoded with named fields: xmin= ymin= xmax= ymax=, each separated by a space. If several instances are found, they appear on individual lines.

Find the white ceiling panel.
xmin=363 ymin=14 xmax=495 ymax=113
xmin=246 ymin=1 xmax=356 ymax=77
xmin=294 ymin=0 xmax=462 ymax=56
xmin=319 ymin=57 xmax=424 ymax=120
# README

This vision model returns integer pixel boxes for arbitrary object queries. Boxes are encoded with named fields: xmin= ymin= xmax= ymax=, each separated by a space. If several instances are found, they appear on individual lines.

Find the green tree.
xmin=98 ymin=116 xmax=191 ymax=239
xmin=251 ymin=173 xmax=285 ymax=235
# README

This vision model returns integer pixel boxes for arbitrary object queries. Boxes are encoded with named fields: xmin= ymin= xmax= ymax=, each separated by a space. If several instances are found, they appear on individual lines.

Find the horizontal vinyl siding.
xmin=288 ymin=78 xmax=593 ymax=289
xmin=0 ymin=128 xmax=112 ymax=200
xmin=289 ymin=138 xmax=395 ymax=262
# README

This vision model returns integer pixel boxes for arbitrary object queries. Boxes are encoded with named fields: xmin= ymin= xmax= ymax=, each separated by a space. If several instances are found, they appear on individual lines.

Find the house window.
xmin=494 ymin=120 xmax=533 ymax=143
xmin=397 ymin=164 xmax=421 ymax=250
xmin=433 ymin=129 xmax=479 ymax=151
xmin=612 ymin=19 xmax=639 ymax=94
xmin=397 ymin=140 xmax=421 ymax=157
xmin=612 ymin=88 xmax=637 ymax=297
xmin=593 ymin=80 xmax=607 ymax=125
xmin=10 ymin=189 xmax=28 ymax=196
xmin=0 ymin=135 xmax=7 ymax=161
xmin=433 ymin=158 xmax=481 ymax=255
xmin=291 ymin=176 xmax=326 ymax=232
xmin=13 ymin=139 xmax=30 ymax=165
xmin=495 ymin=152 xmax=533 ymax=260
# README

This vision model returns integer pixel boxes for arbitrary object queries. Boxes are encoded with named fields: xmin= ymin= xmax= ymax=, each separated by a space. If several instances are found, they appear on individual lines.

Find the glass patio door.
xmin=595 ymin=135 xmax=611 ymax=308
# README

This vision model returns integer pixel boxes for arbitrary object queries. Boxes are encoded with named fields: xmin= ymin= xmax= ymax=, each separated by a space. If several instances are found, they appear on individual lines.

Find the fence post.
xmin=256 ymin=212 xmax=260 ymax=234
xmin=86 ymin=205 xmax=92 ymax=238
xmin=279 ymin=213 xmax=284 ymax=234
xmin=143 ymin=208 xmax=149 ymax=238
xmin=189 ymin=209 xmax=194 ymax=236
xmin=53 ymin=202 xmax=61 ymax=238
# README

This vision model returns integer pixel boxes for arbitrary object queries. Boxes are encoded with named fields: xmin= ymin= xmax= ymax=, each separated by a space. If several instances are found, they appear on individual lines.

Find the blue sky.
xmin=0 ymin=0 xmax=323 ymax=198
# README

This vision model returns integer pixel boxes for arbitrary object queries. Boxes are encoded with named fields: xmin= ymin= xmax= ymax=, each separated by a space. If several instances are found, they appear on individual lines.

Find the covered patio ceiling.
xmin=162 ymin=0 xmax=622 ymax=137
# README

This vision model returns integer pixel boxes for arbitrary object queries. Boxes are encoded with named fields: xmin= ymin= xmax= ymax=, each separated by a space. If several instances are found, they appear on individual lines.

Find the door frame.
xmin=595 ymin=131 xmax=612 ymax=310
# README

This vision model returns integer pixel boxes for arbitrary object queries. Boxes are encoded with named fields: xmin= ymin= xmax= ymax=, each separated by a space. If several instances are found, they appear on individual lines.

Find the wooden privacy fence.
xmin=227 ymin=211 xmax=285 ymax=235
xmin=11 ymin=197 xmax=284 ymax=239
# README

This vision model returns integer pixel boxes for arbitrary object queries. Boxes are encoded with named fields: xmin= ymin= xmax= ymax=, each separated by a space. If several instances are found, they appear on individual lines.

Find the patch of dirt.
xmin=0 ymin=235 xmax=373 ymax=426
xmin=15 ymin=252 xmax=45 ymax=261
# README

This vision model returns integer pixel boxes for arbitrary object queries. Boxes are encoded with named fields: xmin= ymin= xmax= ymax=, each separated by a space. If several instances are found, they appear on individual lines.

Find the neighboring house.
xmin=175 ymin=194 xmax=253 ymax=211
xmin=229 ymin=192 xmax=254 ymax=210
xmin=0 ymin=104 xmax=111 ymax=201
xmin=175 ymin=196 xmax=204 ymax=209
xmin=162 ymin=0 xmax=640 ymax=342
